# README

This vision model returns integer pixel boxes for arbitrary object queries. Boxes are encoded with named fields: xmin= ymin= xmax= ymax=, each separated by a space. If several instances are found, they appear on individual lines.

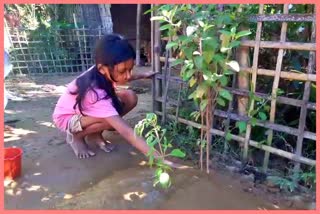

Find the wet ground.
xmin=4 ymin=67 xmax=315 ymax=210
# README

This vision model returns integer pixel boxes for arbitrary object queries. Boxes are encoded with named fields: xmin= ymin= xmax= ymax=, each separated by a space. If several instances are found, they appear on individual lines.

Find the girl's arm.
xmin=105 ymin=115 xmax=189 ymax=169
xmin=128 ymin=71 xmax=159 ymax=81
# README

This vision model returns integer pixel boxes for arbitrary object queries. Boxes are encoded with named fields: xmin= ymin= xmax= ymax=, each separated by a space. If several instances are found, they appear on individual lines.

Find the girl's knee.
xmin=124 ymin=90 xmax=138 ymax=107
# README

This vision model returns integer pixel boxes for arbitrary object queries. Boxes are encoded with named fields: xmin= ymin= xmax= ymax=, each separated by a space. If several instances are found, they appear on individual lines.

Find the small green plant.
xmin=134 ymin=113 xmax=186 ymax=188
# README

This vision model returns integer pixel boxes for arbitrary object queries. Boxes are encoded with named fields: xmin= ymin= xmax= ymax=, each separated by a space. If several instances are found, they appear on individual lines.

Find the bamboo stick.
xmin=243 ymin=4 xmax=264 ymax=161
xmin=223 ymin=73 xmax=236 ymax=154
xmin=83 ymin=26 xmax=88 ymax=69
xmin=151 ymin=4 xmax=156 ymax=113
xmin=240 ymin=40 xmax=316 ymax=51
xmin=73 ymin=14 xmax=85 ymax=71
xmin=240 ymin=67 xmax=316 ymax=82
xmin=155 ymin=111 xmax=316 ymax=166
xmin=248 ymin=14 xmax=315 ymax=22
xmin=263 ymin=4 xmax=289 ymax=172
xmin=294 ymin=17 xmax=316 ymax=173
xmin=162 ymin=49 xmax=170 ymax=124
xmin=154 ymin=15 xmax=162 ymax=113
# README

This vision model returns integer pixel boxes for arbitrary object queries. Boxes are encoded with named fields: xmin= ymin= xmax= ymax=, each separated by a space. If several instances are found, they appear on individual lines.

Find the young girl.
xmin=52 ymin=34 xmax=183 ymax=168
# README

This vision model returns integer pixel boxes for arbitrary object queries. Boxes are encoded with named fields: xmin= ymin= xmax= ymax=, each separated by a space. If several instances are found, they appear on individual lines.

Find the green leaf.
xmin=155 ymin=168 xmax=163 ymax=177
xmin=170 ymin=59 xmax=184 ymax=67
xmin=258 ymin=112 xmax=267 ymax=120
xmin=229 ymin=40 xmax=241 ymax=48
xmin=183 ymin=47 xmax=194 ymax=59
xmin=217 ymin=97 xmax=226 ymax=106
xmin=226 ymin=61 xmax=240 ymax=72
xmin=220 ymin=47 xmax=231 ymax=53
xmin=194 ymin=56 xmax=204 ymax=69
xmin=200 ymin=99 xmax=208 ymax=111
xmin=231 ymin=27 xmax=236 ymax=35
xmin=251 ymin=117 xmax=257 ymax=126
xmin=166 ymin=41 xmax=178 ymax=50
xmin=203 ymin=51 xmax=214 ymax=64
xmin=226 ymin=131 xmax=232 ymax=141
xmin=235 ymin=30 xmax=252 ymax=39
xmin=178 ymin=35 xmax=189 ymax=42
xmin=160 ymin=24 xmax=172 ymax=31
xmin=198 ymin=20 xmax=205 ymax=27
xmin=237 ymin=121 xmax=247 ymax=133
xmin=219 ymin=30 xmax=232 ymax=36
xmin=196 ymin=84 xmax=207 ymax=98
xmin=189 ymin=76 xmax=197 ymax=87
xmin=170 ymin=149 xmax=186 ymax=158
xmin=219 ymin=89 xmax=232 ymax=101
xmin=264 ymin=105 xmax=271 ymax=112
xmin=219 ymin=76 xmax=228 ymax=86
xmin=213 ymin=54 xmax=224 ymax=63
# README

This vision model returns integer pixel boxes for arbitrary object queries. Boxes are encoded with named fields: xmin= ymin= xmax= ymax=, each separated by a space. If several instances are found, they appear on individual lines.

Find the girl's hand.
xmin=163 ymin=159 xmax=193 ymax=169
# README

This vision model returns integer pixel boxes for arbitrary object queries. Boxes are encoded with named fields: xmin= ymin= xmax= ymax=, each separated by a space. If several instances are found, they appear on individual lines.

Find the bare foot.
xmin=4 ymin=125 xmax=14 ymax=133
xmin=66 ymin=132 xmax=95 ymax=159
xmin=86 ymin=133 xmax=116 ymax=153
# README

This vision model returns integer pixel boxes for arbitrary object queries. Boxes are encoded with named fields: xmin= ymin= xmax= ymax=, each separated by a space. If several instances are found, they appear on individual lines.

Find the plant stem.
xmin=155 ymin=130 xmax=165 ymax=157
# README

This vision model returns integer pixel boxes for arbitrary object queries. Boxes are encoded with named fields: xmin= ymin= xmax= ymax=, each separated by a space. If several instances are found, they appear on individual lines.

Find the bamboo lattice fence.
xmin=5 ymin=21 xmax=109 ymax=75
xmin=151 ymin=4 xmax=316 ymax=173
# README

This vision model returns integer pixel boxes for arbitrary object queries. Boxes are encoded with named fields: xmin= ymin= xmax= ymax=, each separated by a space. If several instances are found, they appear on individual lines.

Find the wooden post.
xmin=263 ymin=4 xmax=289 ymax=171
xmin=136 ymin=4 xmax=142 ymax=66
xmin=243 ymin=4 xmax=264 ymax=161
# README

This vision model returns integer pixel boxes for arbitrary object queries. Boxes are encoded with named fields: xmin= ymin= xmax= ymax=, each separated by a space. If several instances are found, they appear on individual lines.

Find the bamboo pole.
xmin=83 ymin=26 xmax=88 ymax=69
xmin=294 ymin=15 xmax=316 ymax=173
xmin=162 ymin=49 xmax=170 ymax=124
xmin=155 ymin=111 xmax=316 ymax=166
xmin=240 ymin=40 xmax=316 ymax=51
xmin=151 ymin=4 xmax=156 ymax=113
xmin=73 ymin=14 xmax=85 ymax=71
xmin=136 ymin=4 xmax=142 ymax=66
xmin=223 ymin=73 xmax=237 ymax=154
xmin=154 ymin=8 xmax=162 ymax=114
xmin=248 ymin=14 xmax=315 ymax=22
xmin=263 ymin=4 xmax=289 ymax=172
xmin=240 ymin=67 xmax=316 ymax=82
xmin=243 ymin=4 xmax=264 ymax=161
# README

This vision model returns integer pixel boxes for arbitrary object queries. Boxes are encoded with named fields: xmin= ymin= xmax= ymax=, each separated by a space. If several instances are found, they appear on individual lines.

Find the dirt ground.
xmin=4 ymin=67 xmax=315 ymax=210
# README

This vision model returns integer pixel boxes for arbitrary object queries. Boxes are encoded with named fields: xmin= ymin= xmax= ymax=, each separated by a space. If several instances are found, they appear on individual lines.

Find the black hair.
xmin=70 ymin=34 xmax=135 ymax=115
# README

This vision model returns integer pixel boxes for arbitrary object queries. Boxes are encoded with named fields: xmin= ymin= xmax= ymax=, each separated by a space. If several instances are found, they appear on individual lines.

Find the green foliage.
xmin=269 ymin=167 xmax=316 ymax=192
xmin=134 ymin=113 xmax=186 ymax=188
xmin=151 ymin=4 xmax=252 ymax=110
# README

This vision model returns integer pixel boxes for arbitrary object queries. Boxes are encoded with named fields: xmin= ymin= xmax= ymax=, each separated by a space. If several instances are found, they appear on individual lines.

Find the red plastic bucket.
xmin=4 ymin=147 xmax=23 ymax=180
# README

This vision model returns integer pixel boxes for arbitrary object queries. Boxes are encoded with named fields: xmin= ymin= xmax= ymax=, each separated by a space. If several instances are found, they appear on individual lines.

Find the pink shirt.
xmin=52 ymin=70 xmax=119 ymax=132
